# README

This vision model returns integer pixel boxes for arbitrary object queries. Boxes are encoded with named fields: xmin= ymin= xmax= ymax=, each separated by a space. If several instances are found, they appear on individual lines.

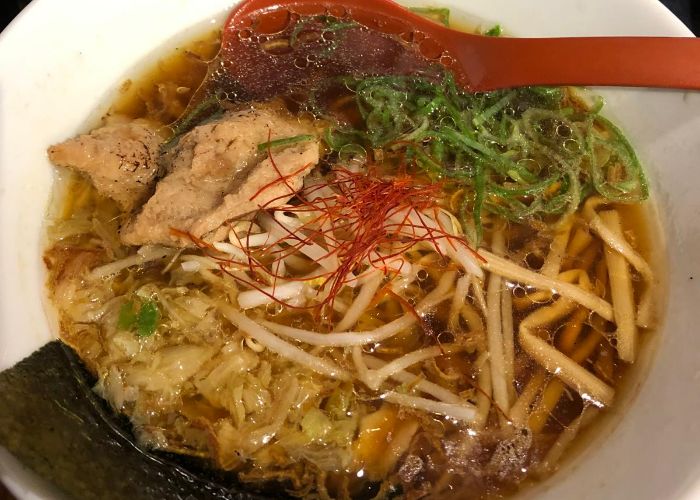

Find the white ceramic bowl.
xmin=1 ymin=0 xmax=698 ymax=498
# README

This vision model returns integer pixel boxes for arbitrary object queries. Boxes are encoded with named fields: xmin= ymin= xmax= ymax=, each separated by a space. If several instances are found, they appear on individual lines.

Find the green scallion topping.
xmin=257 ymin=134 xmax=315 ymax=152
xmin=484 ymin=24 xmax=502 ymax=37
xmin=162 ymin=92 xmax=225 ymax=150
xmin=290 ymin=15 xmax=359 ymax=47
xmin=318 ymin=72 xmax=647 ymax=242
xmin=409 ymin=7 xmax=450 ymax=27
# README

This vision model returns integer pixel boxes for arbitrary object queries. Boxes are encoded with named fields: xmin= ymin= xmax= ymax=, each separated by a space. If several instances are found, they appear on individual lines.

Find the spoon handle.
xmin=460 ymin=36 xmax=700 ymax=91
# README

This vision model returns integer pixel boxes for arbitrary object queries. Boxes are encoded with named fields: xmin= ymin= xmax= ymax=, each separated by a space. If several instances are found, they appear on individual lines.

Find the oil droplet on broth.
xmin=294 ymin=56 xmax=310 ymax=69
xmin=237 ymin=28 xmax=253 ymax=40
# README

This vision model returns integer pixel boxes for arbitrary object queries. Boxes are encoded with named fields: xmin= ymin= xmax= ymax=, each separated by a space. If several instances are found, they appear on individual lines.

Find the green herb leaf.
xmin=257 ymin=134 xmax=314 ymax=152
xmin=290 ymin=15 xmax=358 ymax=47
xmin=162 ymin=92 xmax=225 ymax=150
xmin=484 ymin=24 xmax=502 ymax=37
xmin=117 ymin=301 xmax=137 ymax=330
xmin=409 ymin=7 xmax=450 ymax=27
xmin=136 ymin=300 xmax=159 ymax=338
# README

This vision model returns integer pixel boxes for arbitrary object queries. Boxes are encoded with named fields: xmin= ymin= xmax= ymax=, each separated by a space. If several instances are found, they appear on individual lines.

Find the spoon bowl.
xmin=222 ymin=0 xmax=700 ymax=91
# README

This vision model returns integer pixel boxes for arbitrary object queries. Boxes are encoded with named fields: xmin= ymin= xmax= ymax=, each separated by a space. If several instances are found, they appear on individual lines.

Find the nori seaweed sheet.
xmin=0 ymin=341 xmax=276 ymax=500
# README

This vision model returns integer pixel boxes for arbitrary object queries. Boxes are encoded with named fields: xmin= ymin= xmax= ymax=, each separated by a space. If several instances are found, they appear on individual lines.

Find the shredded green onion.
xmin=163 ymin=92 xmax=225 ymax=149
xmin=409 ymin=7 xmax=450 ymax=27
xmin=257 ymin=134 xmax=315 ymax=152
xmin=290 ymin=15 xmax=359 ymax=47
xmin=588 ymin=116 xmax=648 ymax=203
xmin=318 ymin=72 xmax=647 ymax=241
xmin=484 ymin=24 xmax=502 ymax=37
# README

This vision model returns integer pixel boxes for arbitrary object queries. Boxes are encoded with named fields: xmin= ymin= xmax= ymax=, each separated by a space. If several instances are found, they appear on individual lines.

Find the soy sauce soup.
xmin=44 ymin=7 xmax=664 ymax=499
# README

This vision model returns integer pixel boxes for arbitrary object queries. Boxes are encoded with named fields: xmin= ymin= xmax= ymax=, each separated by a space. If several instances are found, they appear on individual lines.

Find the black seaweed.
xmin=0 ymin=341 xmax=274 ymax=500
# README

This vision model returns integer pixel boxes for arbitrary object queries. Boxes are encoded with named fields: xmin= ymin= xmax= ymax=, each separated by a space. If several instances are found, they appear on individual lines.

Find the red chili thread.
xmin=175 ymin=164 xmax=478 ymax=313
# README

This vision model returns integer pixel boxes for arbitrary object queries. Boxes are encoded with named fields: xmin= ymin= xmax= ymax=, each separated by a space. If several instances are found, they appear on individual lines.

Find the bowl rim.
xmin=0 ymin=0 xmax=697 ymax=499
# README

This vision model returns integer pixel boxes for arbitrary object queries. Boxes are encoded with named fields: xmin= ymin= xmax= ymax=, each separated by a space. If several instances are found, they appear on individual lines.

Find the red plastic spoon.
xmin=219 ymin=0 xmax=700 ymax=93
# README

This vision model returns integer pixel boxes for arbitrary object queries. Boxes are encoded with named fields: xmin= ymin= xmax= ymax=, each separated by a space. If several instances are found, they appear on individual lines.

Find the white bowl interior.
xmin=0 ymin=0 xmax=698 ymax=498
